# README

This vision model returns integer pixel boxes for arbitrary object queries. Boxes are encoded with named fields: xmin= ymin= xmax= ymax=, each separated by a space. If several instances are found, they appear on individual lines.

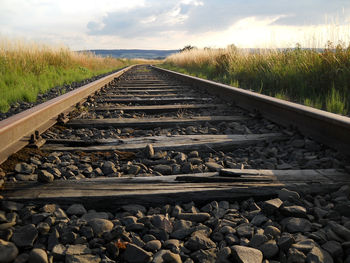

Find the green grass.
xmin=162 ymin=43 xmax=350 ymax=115
xmin=0 ymin=40 xmax=152 ymax=113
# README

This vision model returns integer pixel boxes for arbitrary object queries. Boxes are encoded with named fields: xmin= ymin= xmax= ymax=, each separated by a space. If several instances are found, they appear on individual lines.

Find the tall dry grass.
xmin=0 ymin=39 xmax=138 ymax=112
xmin=164 ymin=43 xmax=350 ymax=115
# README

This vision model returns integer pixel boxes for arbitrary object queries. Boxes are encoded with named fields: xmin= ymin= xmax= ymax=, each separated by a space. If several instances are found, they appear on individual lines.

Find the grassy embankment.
xmin=162 ymin=44 xmax=350 ymax=115
xmin=0 ymin=39 xmax=155 ymax=113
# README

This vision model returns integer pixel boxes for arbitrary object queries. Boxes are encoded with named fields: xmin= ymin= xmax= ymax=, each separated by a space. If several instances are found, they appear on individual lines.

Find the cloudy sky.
xmin=0 ymin=0 xmax=349 ymax=50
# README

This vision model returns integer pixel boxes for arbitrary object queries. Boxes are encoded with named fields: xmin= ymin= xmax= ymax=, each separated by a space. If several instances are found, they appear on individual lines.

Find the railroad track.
xmin=0 ymin=65 xmax=350 ymax=262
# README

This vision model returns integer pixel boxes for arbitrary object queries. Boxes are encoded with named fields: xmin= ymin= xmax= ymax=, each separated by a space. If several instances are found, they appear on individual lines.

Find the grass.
xmin=162 ymin=43 xmax=350 ymax=115
xmin=0 ymin=39 xmax=159 ymax=113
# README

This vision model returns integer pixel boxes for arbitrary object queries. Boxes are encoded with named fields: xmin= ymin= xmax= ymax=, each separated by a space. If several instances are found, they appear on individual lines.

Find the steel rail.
xmin=152 ymin=66 xmax=350 ymax=155
xmin=0 ymin=66 xmax=134 ymax=164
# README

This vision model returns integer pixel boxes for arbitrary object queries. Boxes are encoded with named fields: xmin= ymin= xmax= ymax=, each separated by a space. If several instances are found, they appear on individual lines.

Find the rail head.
xmin=152 ymin=66 xmax=350 ymax=155
xmin=0 ymin=65 xmax=134 ymax=164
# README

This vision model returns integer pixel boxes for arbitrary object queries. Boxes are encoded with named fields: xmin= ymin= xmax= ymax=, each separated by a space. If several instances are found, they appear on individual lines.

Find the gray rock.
xmin=188 ymin=151 xmax=199 ymax=158
xmin=38 ymin=170 xmax=54 ymax=183
xmin=153 ymin=164 xmax=172 ymax=175
xmin=249 ymin=234 xmax=268 ymax=248
xmin=177 ymin=212 xmax=210 ymax=223
xmin=128 ymin=165 xmax=141 ymax=175
xmin=88 ymin=218 xmax=113 ymax=237
xmin=174 ymin=153 xmax=187 ymax=163
xmin=52 ymin=244 xmax=66 ymax=260
xmin=15 ymin=174 xmax=38 ymax=181
xmin=152 ymin=249 xmax=182 ymax=263
xmin=264 ymin=226 xmax=281 ymax=239
xmin=14 ymin=163 xmax=34 ymax=174
xmin=306 ymin=246 xmax=333 ymax=263
xmin=13 ymin=253 xmax=29 ymax=263
xmin=321 ymin=240 xmax=342 ymax=258
xmin=65 ymin=254 xmax=101 ymax=263
xmin=1 ymin=201 xmax=23 ymax=211
xmin=124 ymin=243 xmax=152 ymax=263
xmin=122 ymin=204 xmax=147 ymax=214
xmin=144 ymin=240 xmax=161 ymax=252
xmin=328 ymin=221 xmax=350 ymax=241
xmin=151 ymin=214 xmax=173 ymax=233
xmin=205 ymin=162 xmax=223 ymax=172
xmin=283 ymin=217 xmax=312 ymax=233
xmin=0 ymin=239 xmax=18 ymax=263
xmin=277 ymin=188 xmax=300 ymax=201
xmin=191 ymin=248 xmax=217 ymax=263
xmin=277 ymin=232 xmax=295 ymax=251
xmin=262 ymin=198 xmax=283 ymax=215
xmin=102 ymin=161 xmax=117 ymax=175
xmin=185 ymin=231 xmax=216 ymax=251
xmin=258 ymin=240 xmax=279 ymax=259
xmin=291 ymin=239 xmax=316 ymax=254
xmin=12 ymin=224 xmax=38 ymax=247
xmin=81 ymin=211 xmax=109 ymax=221
xmin=145 ymin=144 xmax=154 ymax=158
xmin=231 ymin=245 xmax=263 ymax=263
xmin=236 ymin=224 xmax=254 ymax=238
xmin=66 ymin=244 xmax=91 ymax=255
xmin=287 ymin=247 xmax=306 ymax=262
xmin=251 ymin=214 xmax=268 ymax=226
xmin=28 ymin=248 xmax=48 ymax=263
xmin=67 ymin=204 xmax=87 ymax=216
xmin=163 ymin=239 xmax=180 ymax=250
xmin=281 ymin=205 xmax=307 ymax=218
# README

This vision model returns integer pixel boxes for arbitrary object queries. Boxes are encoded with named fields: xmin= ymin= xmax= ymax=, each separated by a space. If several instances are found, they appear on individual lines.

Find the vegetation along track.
xmin=0 ymin=65 xmax=350 ymax=262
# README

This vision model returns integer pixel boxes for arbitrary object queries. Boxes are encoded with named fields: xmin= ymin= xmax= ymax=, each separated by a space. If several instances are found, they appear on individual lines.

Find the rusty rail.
xmin=152 ymin=66 xmax=350 ymax=155
xmin=0 ymin=66 xmax=133 ymax=164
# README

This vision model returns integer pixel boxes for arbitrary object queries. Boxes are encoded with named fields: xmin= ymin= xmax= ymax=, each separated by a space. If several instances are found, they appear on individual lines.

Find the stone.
xmin=88 ymin=218 xmax=113 ymax=237
xmin=231 ymin=245 xmax=263 ymax=263
xmin=249 ymin=234 xmax=268 ymax=248
xmin=191 ymin=248 xmax=217 ymax=263
xmin=328 ymin=221 xmax=350 ymax=241
xmin=102 ymin=161 xmax=117 ymax=175
xmin=287 ymin=247 xmax=306 ymax=262
xmin=277 ymin=188 xmax=300 ymax=201
xmin=81 ymin=211 xmax=109 ymax=221
xmin=236 ymin=224 xmax=254 ymax=238
xmin=52 ymin=244 xmax=66 ymax=260
xmin=144 ymin=240 xmax=161 ymax=252
xmin=277 ymin=232 xmax=295 ymax=251
xmin=38 ymin=170 xmax=54 ymax=183
xmin=258 ymin=240 xmax=279 ymax=259
xmin=262 ymin=198 xmax=283 ymax=215
xmin=185 ymin=231 xmax=216 ymax=251
xmin=28 ymin=248 xmax=48 ymax=263
xmin=67 ymin=204 xmax=87 ymax=216
xmin=306 ymin=246 xmax=334 ymax=263
xmin=13 ymin=253 xmax=29 ymax=263
xmin=66 ymin=244 xmax=91 ymax=255
xmin=264 ymin=226 xmax=281 ymax=239
xmin=0 ymin=239 xmax=18 ymax=263
xmin=12 ymin=224 xmax=38 ymax=247
xmin=153 ymin=164 xmax=172 ymax=175
xmin=122 ymin=204 xmax=147 ymax=214
xmin=283 ymin=217 xmax=312 ymax=233
xmin=151 ymin=215 xmax=173 ymax=233
xmin=124 ymin=243 xmax=152 ymax=263
xmin=163 ymin=239 xmax=180 ymax=250
xmin=14 ymin=163 xmax=34 ymax=174
xmin=145 ymin=144 xmax=154 ymax=158
xmin=65 ymin=254 xmax=101 ymax=263
xmin=205 ymin=162 xmax=223 ymax=172
xmin=1 ymin=201 xmax=23 ymax=211
xmin=15 ymin=174 xmax=38 ymax=181
xmin=281 ymin=206 xmax=307 ymax=218
xmin=177 ymin=212 xmax=210 ymax=223
xmin=321 ymin=240 xmax=342 ymax=258
xmin=174 ymin=153 xmax=187 ymax=163
xmin=152 ymin=250 xmax=182 ymax=263
xmin=251 ymin=214 xmax=268 ymax=226
xmin=128 ymin=165 xmax=141 ymax=175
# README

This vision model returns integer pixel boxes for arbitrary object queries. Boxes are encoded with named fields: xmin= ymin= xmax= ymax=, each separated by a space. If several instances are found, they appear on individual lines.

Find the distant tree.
xmin=180 ymin=45 xmax=197 ymax=52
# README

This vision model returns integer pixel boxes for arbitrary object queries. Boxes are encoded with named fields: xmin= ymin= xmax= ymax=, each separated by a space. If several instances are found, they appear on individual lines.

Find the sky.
xmin=0 ymin=0 xmax=350 ymax=50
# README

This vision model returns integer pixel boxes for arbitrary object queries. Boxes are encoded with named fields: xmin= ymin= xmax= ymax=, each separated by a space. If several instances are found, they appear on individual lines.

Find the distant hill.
xmin=84 ymin=49 xmax=179 ymax=60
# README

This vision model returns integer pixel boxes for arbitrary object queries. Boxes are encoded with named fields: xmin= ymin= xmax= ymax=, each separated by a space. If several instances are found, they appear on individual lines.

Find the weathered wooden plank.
xmin=3 ymin=169 xmax=349 ymax=209
xmin=105 ymin=89 xmax=185 ymax=93
xmin=102 ymin=94 xmax=186 ymax=98
xmin=66 ymin=116 xmax=247 ymax=128
xmin=94 ymin=104 xmax=225 ymax=112
xmin=42 ymin=133 xmax=286 ymax=152
xmin=100 ymin=97 xmax=212 ymax=104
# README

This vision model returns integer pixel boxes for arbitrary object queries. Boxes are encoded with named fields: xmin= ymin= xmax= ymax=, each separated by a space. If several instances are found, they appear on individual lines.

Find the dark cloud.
xmin=87 ymin=0 xmax=350 ymax=37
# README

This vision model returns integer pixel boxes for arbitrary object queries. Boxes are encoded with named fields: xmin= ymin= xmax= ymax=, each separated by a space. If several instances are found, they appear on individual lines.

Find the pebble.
xmin=124 ymin=243 xmax=152 ymax=263
xmin=12 ymin=224 xmax=38 ymax=247
xmin=0 ymin=239 xmax=18 ymax=263
xmin=28 ymin=248 xmax=48 ymax=263
xmin=205 ymin=162 xmax=223 ymax=172
xmin=88 ymin=218 xmax=113 ymax=237
xmin=231 ymin=245 xmax=263 ymax=263
xmin=38 ymin=170 xmax=54 ymax=183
